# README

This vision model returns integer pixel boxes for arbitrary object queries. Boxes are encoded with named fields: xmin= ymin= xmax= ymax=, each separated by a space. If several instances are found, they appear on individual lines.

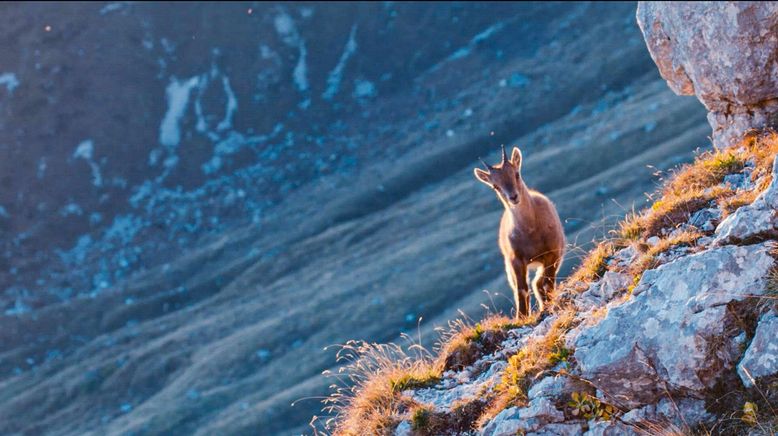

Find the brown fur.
xmin=474 ymin=147 xmax=565 ymax=318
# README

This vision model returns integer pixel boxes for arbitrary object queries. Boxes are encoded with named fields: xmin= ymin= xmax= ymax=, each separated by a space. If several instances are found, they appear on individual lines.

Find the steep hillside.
xmin=321 ymin=3 xmax=778 ymax=435
xmin=323 ymin=131 xmax=778 ymax=436
xmin=0 ymin=3 xmax=709 ymax=435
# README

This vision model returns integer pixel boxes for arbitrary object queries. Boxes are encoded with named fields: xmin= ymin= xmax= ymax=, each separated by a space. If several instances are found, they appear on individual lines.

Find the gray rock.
xmin=480 ymin=398 xmax=564 ymax=435
xmin=527 ymin=375 xmax=586 ymax=402
xmin=575 ymin=286 xmax=604 ymax=312
xmin=394 ymin=420 xmax=412 ymax=436
xmin=621 ymin=397 xmax=712 ymax=429
xmin=646 ymin=236 xmax=660 ymax=247
xmin=738 ymin=311 xmax=778 ymax=388
xmin=528 ymin=423 xmax=585 ymax=436
xmin=574 ymin=243 xmax=774 ymax=408
xmin=480 ymin=407 xmax=521 ymax=436
xmin=715 ymin=156 xmax=778 ymax=245
xmin=723 ymin=173 xmax=753 ymax=191
xmin=689 ymin=207 xmax=722 ymax=231
xmin=637 ymin=2 xmax=778 ymax=147
xmin=584 ymin=420 xmax=638 ymax=436
xmin=598 ymin=271 xmax=631 ymax=300
xmin=611 ymin=244 xmax=639 ymax=267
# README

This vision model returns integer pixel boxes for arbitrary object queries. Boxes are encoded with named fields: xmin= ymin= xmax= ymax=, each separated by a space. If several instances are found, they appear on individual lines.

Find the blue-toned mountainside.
xmin=0 ymin=2 xmax=708 ymax=435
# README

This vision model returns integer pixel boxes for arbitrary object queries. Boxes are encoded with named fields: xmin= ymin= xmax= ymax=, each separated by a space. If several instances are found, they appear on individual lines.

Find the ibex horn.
xmin=479 ymin=157 xmax=492 ymax=170
xmin=500 ymin=144 xmax=508 ymax=165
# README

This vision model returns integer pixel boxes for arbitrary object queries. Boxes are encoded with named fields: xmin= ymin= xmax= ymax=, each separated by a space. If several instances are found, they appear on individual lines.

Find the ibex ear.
xmin=473 ymin=168 xmax=491 ymax=185
xmin=511 ymin=147 xmax=522 ymax=171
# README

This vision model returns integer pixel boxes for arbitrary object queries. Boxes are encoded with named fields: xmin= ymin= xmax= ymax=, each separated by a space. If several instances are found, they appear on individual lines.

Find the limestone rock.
xmin=480 ymin=397 xmax=564 ymax=435
xmin=738 ymin=311 xmax=778 ymax=388
xmin=574 ymin=243 xmax=774 ymax=408
xmin=394 ymin=420 xmax=412 ymax=436
xmin=637 ymin=2 xmax=778 ymax=147
xmin=528 ymin=423 xmax=585 ymax=436
xmin=715 ymin=155 xmax=778 ymax=244
xmin=621 ymin=397 xmax=712 ymax=429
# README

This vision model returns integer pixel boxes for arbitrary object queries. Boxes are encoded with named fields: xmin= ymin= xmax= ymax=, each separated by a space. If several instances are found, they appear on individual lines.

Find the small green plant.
xmin=410 ymin=406 xmax=432 ymax=431
xmin=568 ymin=392 xmax=616 ymax=421
xmin=389 ymin=371 xmax=441 ymax=392
xmin=702 ymin=151 xmax=744 ymax=179
xmin=468 ymin=323 xmax=485 ymax=342
xmin=741 ymin=401 xmax=758 ymax=427
xmin=548 ymin=343 xmax=571 ymax=366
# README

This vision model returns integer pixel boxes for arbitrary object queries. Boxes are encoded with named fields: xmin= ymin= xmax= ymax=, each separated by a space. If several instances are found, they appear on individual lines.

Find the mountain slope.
xmin=0 ymin=3 xmax=708 ymax=434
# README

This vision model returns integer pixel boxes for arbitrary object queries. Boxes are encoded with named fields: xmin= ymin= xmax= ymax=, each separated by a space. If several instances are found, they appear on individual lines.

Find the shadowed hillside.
xmin=0 ymin=2 xmax=708 ymax=435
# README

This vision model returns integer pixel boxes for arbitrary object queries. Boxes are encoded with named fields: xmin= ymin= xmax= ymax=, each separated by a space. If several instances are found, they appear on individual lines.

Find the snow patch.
xmin=99 ymin=2 xmax=127 ymax=15
xmin=428 ymin=22 xmax=505 ymax=74
xmin=294 ymin=43 xmax=309 ymax=92
xmin=216 ymin=75 xmax=238 ymax=131
xmin=0 ymin=73 xmax=20 ymax=94
xmin=274 ymin=13 xmax=295 ymax=37
xmin=323 ymin=25 xmax=358 ymax=100
xmin=273 ymin=10 xmax=308 ymax=93
xmin=73 ymin=140 xmax=103 ymax=187
xmin=74 ymin=140 xmax=94 ymax=160
xmin=159 ymin=76 xmax=200 ymax=147
xmin=354 ymin=79 xmax=376 ymax=99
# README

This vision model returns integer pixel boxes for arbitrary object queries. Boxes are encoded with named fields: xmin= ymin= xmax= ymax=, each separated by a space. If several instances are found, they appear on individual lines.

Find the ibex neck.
xmin=507 ymin=182 xmax=535 ymax=224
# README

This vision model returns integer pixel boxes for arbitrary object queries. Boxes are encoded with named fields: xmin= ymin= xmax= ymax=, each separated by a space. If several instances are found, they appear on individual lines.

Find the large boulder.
xmin=574 ymin=243 xmax=774 ymax=409
xmin=637 ymin=2 xmax=778 ymax=147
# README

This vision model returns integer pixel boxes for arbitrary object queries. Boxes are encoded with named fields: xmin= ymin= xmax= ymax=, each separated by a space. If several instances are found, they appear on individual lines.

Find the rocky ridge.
xmin=340 ymin=134 xmax=778 ymax=436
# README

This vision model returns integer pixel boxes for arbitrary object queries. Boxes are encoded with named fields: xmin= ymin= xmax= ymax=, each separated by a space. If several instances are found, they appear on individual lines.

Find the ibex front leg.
xmin=506 ymin=258 xmax=530 ymax=319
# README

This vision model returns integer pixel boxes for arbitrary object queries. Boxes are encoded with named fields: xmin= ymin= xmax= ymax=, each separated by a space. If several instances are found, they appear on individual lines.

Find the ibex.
xmin=474 ymin=146 xmax=565 ymax=318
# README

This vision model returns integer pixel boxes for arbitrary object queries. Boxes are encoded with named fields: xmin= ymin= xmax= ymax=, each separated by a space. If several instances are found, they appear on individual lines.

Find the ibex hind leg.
xmin=507 ymin=259 xmax=530 ymax=319
xmin=530 ymin=264 xmax=546 ymax=313
xmin=538 ymin=259 xmax=559 ymax=308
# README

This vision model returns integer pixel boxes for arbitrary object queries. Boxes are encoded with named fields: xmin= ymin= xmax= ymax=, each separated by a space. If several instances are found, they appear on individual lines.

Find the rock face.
xmin=574 ymin=243 xmax=773 ymax=408
xmin=637 ymin=2 xmax=778 ymax=147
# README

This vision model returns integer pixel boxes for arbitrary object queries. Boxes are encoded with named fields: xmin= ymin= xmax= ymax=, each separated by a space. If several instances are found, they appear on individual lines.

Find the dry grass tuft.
xmin=629 ymin=229 xmax=704 ymax=276
xmin=437 ymin=314 xmax=537 ymax=372
xmin=567 ymin=241 xmax=616 ymax=287
xmin=322 ymin=339 xmax=442 ymax=435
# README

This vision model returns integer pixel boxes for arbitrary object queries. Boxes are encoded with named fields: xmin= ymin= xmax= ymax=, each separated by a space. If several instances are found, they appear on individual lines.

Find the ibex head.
xmin=474 ymin=145 xmax=524 ymax=206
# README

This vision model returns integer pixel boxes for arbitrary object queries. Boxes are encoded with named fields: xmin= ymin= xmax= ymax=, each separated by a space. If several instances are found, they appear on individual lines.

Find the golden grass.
xmin=567 ymin=241 xmax=616 ymax=287
xmin=615 ymin=130 xmax=778 ymax=240
xmin=322 ymin=339 xmax=442 ymax=436
xmin=629 ymin=229 xmax=704 ymax=276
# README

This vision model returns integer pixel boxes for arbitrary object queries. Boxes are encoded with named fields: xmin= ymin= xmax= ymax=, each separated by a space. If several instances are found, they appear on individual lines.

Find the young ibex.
xmin=474 ymin=146 xmax=565 ymax=318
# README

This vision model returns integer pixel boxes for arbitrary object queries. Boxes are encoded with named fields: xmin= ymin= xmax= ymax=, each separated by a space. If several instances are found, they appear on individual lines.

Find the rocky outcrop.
xmin=388 ymin=144 xmax=778 ymax=435
xmin=715 ymin=156 xmax=778 ymax=244
xmin=637 ymin=2 xmax=778 ymax=147
xmin=574 ymin=243 xmax=773 ymax=408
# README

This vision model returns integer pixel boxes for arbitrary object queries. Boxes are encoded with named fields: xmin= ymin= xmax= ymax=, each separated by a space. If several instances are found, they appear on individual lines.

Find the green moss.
xmin=410 ymin=406 xmax=432 ymax=431
xmin=389 ymin=371 xmax=441 ymax=392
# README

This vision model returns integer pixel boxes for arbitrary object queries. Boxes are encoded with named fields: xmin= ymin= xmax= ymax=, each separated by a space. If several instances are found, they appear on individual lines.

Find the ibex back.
xmin=474 ymin=146 xmax=565 ymax=318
